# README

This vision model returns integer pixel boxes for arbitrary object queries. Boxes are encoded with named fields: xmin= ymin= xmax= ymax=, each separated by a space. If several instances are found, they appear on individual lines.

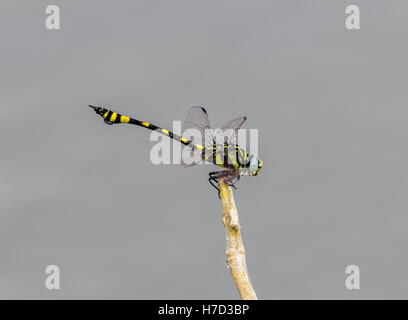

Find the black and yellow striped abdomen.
xmin=89 ymin=105 xmax=193 ymax=147
xmin=102 ymin=109 xmax=131 ymax=124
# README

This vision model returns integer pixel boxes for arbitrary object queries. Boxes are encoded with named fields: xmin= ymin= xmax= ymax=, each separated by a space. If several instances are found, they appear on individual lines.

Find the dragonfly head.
xmin=248 ymin=155 xmax=262 ymax=176
xmin=88 ymin=105 xmax=108 ymax=117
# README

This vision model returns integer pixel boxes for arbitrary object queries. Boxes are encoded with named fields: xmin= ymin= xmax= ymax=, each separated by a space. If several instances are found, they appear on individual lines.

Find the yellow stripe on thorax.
xmin=141 ymin=122 xmax=150 ymax=127
xmin=103 ymin=111 xmax=109 ymax=119
xmin=238 ymin=148 xmax=248 ymax=162
xmin=230 ymin=153 xmax=240 ymax=168
xmin=215 ymin=153 xmax=224 ymax=167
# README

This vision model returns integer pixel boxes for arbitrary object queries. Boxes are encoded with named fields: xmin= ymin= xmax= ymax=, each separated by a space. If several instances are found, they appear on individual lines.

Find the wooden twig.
xmin=218 ymin=180 xmax=257 ymax=300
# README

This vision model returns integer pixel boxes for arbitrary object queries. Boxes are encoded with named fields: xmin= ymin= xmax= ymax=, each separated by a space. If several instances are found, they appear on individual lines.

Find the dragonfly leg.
xmin=208 ymin=176 xmax=220 ymax=192
xmin=208 ymin=177 xmax=221 ymax=198
xmin=223 ymin=173 xmax=240 ymax=190
xmin=208 ymin=171 xmax=240 ymax=197
xmin=208 ymin=171 xmax=231 ymax=198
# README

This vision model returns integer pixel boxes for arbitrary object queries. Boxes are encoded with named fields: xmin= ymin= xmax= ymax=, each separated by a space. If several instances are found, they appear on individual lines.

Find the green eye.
xmin=249 ymin=157 xmax=258 ymax=173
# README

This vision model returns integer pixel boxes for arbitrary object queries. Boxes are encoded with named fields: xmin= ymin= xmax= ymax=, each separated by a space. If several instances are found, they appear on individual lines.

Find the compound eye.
xmin=249 ymin=157 xmax=258 ymax=173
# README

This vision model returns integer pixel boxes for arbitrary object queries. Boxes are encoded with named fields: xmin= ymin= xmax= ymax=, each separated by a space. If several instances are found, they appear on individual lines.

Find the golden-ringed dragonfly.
xmin=88 ymin=105 xmax=262 ymax=196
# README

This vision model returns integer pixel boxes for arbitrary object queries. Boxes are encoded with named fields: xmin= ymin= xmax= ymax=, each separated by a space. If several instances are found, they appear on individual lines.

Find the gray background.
xmin=1 ymin=0 xmax=407 ymax=299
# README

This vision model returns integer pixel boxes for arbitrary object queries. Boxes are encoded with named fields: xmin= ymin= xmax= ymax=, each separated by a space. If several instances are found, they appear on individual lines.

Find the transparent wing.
xmin=181 ymin=108 xmax=247 ymax=167
xmin=222 ymin=116 xmax=247 ymax=132
xmin=183 ymin=106 xmax=215 ymax=147
xmin=218 ymin=116 xmax=247 ymax=146
xmin=182 ymin=106 xmax=216 ymax=167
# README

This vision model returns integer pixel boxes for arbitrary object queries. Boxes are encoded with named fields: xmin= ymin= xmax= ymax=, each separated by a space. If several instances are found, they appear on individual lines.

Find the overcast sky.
xmin=1 ymin=0 xmax=407 ymax=299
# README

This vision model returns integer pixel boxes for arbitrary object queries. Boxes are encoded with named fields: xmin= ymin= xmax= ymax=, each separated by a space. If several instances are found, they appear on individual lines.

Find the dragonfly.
xmin=88 ymin=105 xmax=262 ymax=195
